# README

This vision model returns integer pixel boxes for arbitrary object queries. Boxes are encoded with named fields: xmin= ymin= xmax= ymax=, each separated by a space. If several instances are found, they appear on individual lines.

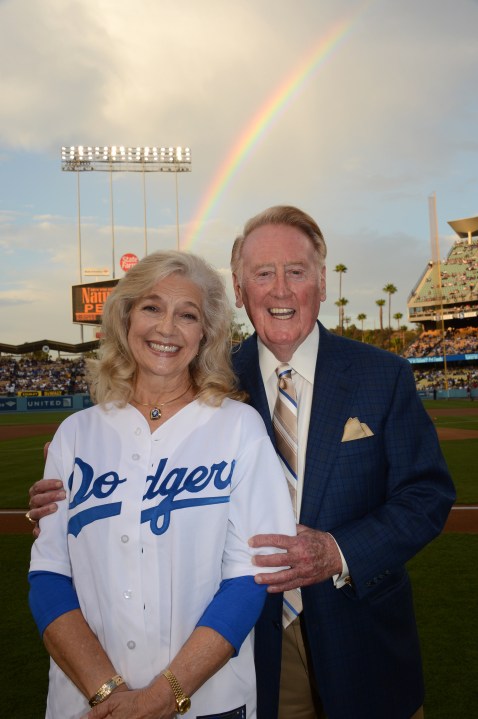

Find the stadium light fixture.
xmin=61 ymin=145 xmax=192 ymax=173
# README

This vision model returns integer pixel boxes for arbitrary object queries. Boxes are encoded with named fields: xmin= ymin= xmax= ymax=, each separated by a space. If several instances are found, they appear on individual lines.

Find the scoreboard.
xmin=72 ymin=279 xmax=119 ymax=325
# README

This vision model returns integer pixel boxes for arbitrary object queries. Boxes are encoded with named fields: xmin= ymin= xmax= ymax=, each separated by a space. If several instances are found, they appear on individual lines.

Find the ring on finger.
xmin=25 ymin=511 xmax=36 ymax=525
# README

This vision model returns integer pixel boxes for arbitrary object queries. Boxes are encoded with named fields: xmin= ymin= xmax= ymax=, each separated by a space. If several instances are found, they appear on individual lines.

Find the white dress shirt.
xmin=258 ymin=324 xmax=350 ymax=587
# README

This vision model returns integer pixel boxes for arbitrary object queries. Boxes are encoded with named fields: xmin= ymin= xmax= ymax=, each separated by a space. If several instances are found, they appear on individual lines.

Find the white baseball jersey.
xmin=30 ymin=398 xmax=296 ymax=719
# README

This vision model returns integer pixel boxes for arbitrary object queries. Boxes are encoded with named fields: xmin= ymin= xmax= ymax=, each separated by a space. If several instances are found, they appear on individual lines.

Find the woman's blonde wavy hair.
xmin=87 ymin=250 xmax=246 ymax=407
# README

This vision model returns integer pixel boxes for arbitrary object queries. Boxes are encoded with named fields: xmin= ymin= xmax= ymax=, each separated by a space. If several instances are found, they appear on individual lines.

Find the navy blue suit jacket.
xmin=232 ymin=322 xmax=455 ymax=719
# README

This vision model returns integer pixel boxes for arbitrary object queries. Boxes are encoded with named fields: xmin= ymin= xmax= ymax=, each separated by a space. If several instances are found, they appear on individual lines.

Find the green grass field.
xmin=1 ymin=406 xmax=477 ymax=507
xmin=0 ymin=411 xmax=74 ymax=426
xmin=0 ymin=411 xmax=72 ymax=509
xmin=1 ymin=403 xmax=477 ymax=717
xmin=2 ymin=533 xmax=476 ymax=719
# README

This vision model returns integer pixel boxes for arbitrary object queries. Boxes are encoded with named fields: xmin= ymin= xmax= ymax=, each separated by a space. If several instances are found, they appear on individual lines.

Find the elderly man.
xmin=229 ymin=206 xmax=454 ymax=719
xmin=29 ymin=205 xmax=454 ymax=719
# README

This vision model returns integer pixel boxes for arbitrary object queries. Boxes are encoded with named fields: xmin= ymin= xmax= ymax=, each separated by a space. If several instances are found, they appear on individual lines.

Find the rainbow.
xmin=184 ymin=1 xmax=372 ymax=249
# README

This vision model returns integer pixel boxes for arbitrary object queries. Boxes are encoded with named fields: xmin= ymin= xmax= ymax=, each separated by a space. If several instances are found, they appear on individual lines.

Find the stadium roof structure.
xmin=407 ymin=215 xmax=478 ymax=330
xmin=0 ymin=340 xmax=99 ymax=356
xmin=448 ymin=215 xmax=478 ymax=241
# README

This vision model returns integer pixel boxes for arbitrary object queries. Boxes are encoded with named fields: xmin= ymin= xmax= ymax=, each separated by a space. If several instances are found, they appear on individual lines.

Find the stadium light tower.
xmin=429 ymin=192 xmax=449 ymax=392
xmin=61 ymin=145 xmax=191 ymax=266
xmin=61 ymin=145 xmax=191 ymax=342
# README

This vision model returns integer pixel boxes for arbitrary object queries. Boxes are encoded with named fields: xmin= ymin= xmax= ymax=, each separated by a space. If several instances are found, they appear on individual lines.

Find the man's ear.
xmin=320 ymin=265 xmax=327 ymax=302
xmin=232 ymin=273 xmax=244 ymax=308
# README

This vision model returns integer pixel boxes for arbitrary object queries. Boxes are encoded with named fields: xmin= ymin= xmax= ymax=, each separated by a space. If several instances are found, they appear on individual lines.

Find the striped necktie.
xmin=273 ymin=363 xmax=303 ymax=627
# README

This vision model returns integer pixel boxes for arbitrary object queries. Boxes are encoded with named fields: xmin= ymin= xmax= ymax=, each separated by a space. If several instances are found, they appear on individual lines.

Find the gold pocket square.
xmin=341 ymin=417 xmax=374 ymax=442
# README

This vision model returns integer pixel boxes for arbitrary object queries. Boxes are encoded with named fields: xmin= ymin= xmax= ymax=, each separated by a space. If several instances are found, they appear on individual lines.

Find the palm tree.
xmin=334 ymin=264 xmax=347 ymax=329
xmin=383 ymin=283 xmax=397 ymax=329
xmin=357 ymin=313 xmax=367 ymax=341
xmin=376 ymin=299 xmax=386 ymax=331
xmin=393 ymin=312 xmax=403 ymax=330
xmin=231 ymin=320 xmax=250 ymax=343
xmin=334 ymin=300 xmax=341 ymax=332
xmin=400 ymin=324 xmax=408 ymax=353
xmin=337 ymin=297 xmax=348 ymax=335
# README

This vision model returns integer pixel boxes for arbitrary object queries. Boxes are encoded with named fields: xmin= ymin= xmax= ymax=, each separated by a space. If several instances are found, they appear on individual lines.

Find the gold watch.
xmin=163 ymin=669 xmax=191 ymax=714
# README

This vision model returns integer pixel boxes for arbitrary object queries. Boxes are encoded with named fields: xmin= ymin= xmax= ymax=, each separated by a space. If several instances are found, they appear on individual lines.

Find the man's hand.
xmin=27 ymin=441 xmax=64 ymax=537
xmin=83 ymin=682 xmax=175 ymax=719
xmin=249 ymin=524 xmax=343 ymax=592
xmin=28 ymin=478 xmax=66 ymax=537
xmin=29 ymin=478 xmax=65 ymax=515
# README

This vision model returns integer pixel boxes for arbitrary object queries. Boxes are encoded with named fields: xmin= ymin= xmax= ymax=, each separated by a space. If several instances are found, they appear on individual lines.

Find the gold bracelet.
xmin=89 ymin=674 xmax=125 ymax=707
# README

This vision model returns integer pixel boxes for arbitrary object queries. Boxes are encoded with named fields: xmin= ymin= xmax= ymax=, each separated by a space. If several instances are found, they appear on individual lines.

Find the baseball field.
xmin=1 ymin=401 xmax=477 ymax=718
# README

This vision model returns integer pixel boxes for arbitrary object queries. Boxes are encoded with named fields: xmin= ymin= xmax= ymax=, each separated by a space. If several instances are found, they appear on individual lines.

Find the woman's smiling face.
xmin=127 ymin=273 xmax=204 ymax=385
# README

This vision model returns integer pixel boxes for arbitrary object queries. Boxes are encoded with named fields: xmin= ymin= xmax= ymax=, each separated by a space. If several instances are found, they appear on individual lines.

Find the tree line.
xmin=334 ymin=265 xmax=404 ymax=332
xmin=332 ymin=265 xmax=414 ymax=351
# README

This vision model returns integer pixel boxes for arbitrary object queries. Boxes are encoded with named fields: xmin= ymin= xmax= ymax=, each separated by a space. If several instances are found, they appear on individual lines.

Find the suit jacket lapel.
xmin=234 ymin=326 xmax=358 ymax=528
xmin=300 ymin=323 xmax=357 ymax=527
xmin=232 ymin=335 xmax=274 ymax=442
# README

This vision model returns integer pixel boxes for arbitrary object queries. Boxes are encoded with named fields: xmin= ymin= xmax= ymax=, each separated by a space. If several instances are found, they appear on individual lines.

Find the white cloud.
xmin=1 ymin=0 xmax=477 ymax=343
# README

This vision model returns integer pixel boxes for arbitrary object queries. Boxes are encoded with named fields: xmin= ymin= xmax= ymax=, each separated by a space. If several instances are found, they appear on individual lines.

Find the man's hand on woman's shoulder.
xmin=28 ymin=442 xmax=65 ymax=537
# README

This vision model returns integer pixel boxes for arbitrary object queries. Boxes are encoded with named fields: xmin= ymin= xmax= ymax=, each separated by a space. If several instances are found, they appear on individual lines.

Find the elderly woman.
xmin=29 ymin=250 xmax=295 ymax=719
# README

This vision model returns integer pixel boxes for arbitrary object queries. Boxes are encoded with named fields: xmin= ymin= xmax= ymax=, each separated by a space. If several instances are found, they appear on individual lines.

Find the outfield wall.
xmin=0 ymin=390 xmax=476 ymax=414
xmin=418 ymin=388 xmax=477 ymax=400
xmin=0 ymin=394 xmax=92 ymax=413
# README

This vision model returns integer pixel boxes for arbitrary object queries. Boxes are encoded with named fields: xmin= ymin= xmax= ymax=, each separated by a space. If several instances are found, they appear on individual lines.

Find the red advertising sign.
xmin=120 ymin=253 xmax=139 ymax=272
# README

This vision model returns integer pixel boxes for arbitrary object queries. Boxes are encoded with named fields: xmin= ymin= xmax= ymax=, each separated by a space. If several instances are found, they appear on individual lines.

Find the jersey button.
xmin=127 ymin=640 xmax=136 ymax=650
xmin=123 ymin=590 xmax=133 ymax=599
xmin=134 ymin=427 xmax=141 ymax=436
xmin=132 ymin=453 xmax=140 ymax=460
xmin=121 ymin=535 xmax=129 ymax=543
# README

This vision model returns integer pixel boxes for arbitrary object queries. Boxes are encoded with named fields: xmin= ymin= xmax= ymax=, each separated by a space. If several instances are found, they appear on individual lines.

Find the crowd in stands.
xmin=403 ymin=327 xmax=478 ymax=358
xmin=402 ymin=326 xmax=478 ymax=392
xmin=1 ymin=336 xmax=478 ymax=397
xmin=413 ymin=366 xmax=478 ymax=392
xmin=0 ymin=356 xmax=88 ymax=396
xmin=409 ymin=238 xmax=478 ymax=306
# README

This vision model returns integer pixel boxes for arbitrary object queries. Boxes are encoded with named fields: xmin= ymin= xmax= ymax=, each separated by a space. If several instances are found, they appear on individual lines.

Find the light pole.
xmin=76 ymin=171 xmax=84 ymax=342
xmin=61 ymin=145 xmax=192 ymax=273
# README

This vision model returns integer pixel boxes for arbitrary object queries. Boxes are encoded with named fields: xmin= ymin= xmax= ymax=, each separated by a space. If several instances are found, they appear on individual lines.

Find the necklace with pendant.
xmin=133 ymin=384 xmax=192 ymax=420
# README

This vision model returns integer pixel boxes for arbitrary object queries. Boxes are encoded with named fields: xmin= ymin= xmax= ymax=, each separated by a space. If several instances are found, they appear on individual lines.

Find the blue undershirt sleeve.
xmin=196 ymin=575 xmax=267 ymax=656
xmin=29 ymin=572 xmax=266 ymax=653
xmin=28 ymin=571 xmax=80 ymax=636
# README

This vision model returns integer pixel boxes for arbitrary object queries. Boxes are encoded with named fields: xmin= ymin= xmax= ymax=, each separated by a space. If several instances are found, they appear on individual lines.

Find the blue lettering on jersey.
xmin=142 ymin=459 xmax=236 ymax=534
xmin=67 ymin=457 xmax=126 ymax=537
xmin=67 ymin=456 xmax=236 ymax=537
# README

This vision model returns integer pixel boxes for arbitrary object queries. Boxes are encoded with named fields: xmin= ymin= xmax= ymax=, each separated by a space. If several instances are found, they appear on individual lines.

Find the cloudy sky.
xmin=1 ymin=0 xmax=478 ymax=346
